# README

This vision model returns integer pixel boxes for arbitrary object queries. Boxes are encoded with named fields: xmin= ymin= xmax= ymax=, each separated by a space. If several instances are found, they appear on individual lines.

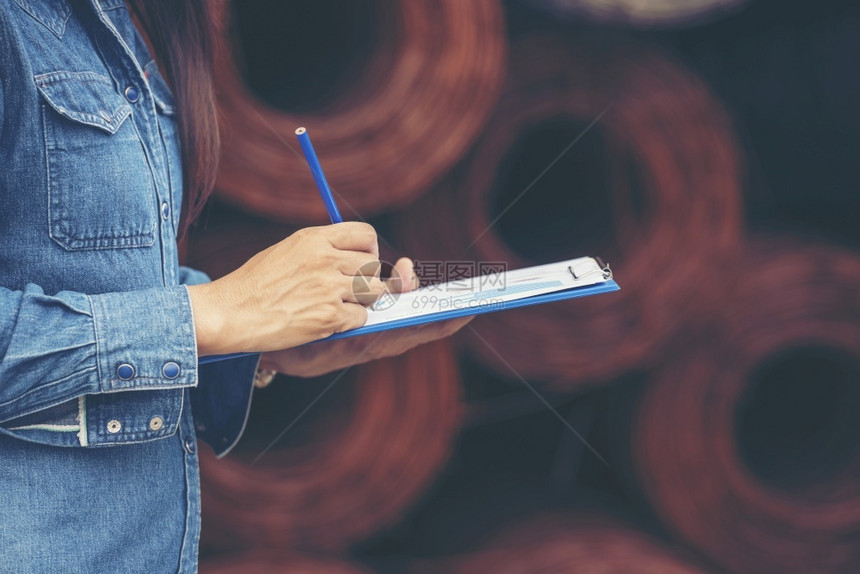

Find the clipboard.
xmin=199 ymin=256 xmax=619 ymax=364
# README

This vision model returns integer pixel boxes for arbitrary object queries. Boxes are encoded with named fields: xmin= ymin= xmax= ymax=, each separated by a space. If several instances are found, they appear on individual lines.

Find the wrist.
xmin=187 ymin=282 xmax=230 ymax=356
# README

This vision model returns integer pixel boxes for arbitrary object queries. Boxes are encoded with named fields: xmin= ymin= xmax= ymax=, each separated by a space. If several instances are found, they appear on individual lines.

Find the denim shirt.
xmin=0 ymin=1 xmax=260 ymax=571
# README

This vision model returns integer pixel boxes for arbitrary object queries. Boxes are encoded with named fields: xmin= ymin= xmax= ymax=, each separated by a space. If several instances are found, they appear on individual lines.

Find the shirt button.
xmin=124 ymin=85 xmax=140 ymax=103
xmin=161 ymin=201 xmax=170 ymax=220
xmin=106 ymin=420 xmax=122 ymax=434
xmin=162 ymin=361 xmax=180 ymax=379
xmin=149 ymin=416 xmax=164 ymax=431
xmin=117 ymin=363 xmax=135 ymax=380
xmin=184 ymin=438 xmax=196 ymax=455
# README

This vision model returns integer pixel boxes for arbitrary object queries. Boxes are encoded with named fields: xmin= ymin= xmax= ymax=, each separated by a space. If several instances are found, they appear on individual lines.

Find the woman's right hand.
xmin=187 ymin=222 xmax=385 ymax=356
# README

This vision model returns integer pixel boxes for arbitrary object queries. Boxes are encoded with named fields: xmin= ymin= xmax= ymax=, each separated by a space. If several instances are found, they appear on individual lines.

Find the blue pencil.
xmin=200 ymin=128 xmax=343 ymax=366
xmin=295 ymin=127 xmax=343 ymax=223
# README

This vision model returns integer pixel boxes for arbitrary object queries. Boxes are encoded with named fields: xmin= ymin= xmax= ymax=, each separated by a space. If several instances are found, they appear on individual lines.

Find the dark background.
xmin=193 ymin=1 xmax=860 ymax=572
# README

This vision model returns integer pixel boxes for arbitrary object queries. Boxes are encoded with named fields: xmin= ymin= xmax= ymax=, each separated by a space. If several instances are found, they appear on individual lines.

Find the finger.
xmin=338 ymin=252 xmax=381 ymax=277
xmin=336 ymin=301 xmax=369 ymax=332
xmin=385 ymin=257 xmax=418 ymax=293
xmin=346 ymin=275 xmax=386 ymax=306
xmin=327 ymin=222 xmax=379 ymax=257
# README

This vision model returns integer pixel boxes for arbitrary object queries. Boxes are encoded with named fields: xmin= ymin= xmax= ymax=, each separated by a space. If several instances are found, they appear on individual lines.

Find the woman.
xmin=0 ymin=1 xmax=467 ymax=571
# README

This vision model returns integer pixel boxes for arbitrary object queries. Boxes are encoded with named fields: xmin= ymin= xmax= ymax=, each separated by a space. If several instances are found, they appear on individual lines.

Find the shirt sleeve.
xmin=0 ymin=283 xmax=198 ymax=423
xmin=178 ymin=265 xmax=260 ymax=457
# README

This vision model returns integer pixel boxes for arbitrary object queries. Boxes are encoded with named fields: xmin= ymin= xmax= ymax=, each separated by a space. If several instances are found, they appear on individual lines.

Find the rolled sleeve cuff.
xmin=89 ymin=285 xmax=198 ymax=393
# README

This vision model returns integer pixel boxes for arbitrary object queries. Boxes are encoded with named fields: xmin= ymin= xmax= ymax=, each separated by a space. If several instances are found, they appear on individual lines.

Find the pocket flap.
xmin=34 ymin=71 xmax=132 ymax=134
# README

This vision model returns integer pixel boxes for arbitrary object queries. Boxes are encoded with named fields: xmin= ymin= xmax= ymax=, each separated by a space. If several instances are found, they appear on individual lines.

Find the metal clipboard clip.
xmin=568 ymin=257 xmax=613 ymax=281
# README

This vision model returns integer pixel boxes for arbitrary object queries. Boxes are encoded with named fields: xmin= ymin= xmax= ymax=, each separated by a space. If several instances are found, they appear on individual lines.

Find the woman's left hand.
xmin=258 ymin=257 xmax=473 ymax=378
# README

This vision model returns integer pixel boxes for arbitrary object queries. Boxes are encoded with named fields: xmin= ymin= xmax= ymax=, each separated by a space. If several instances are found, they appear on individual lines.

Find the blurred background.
xmin=188 ymin=0 xmax=860 ymax=572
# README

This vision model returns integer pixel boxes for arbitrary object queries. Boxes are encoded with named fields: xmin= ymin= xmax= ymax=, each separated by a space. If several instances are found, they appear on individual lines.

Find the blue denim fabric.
xmin=0 ymin=0 xmax=260 ymax=571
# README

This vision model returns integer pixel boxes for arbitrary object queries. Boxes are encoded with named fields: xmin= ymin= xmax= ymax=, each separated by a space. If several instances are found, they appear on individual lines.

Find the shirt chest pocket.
xmin=36 ymin=71 xmax=157 ymax=251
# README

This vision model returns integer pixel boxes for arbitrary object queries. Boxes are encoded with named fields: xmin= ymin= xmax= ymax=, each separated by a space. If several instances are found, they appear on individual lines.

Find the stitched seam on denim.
xmin=99 ymin=0 xmax=127 ymax=12
xmin=61 ymin=237 xmax=157 ymax=250
xmin=36 ymin=82 xmax=132 ymax=134
xmin=14 ymin=0 xmax=71 ymax=39
xmin=42 ymin=102 xmax=152 ymax=249
xmin=176 ymin=390 xmax=195 ymax=571
xmin=91 ymin=0 xmax=151 ymax=94
xmin=50 ymin=106 xmax=130 ymax=129
xmin=160 ymin=118 xmax=178 ymax=235
xmin=38 ymin=74 xmax=154 ymax=248
xmin=91 ymin=0 xmax=166 ymax=255
xmin=78 ymin=395 xmax=88 ymax=446
xmin=109 ymin=375 xmax=188 ymax=383
xmin=93 ymin=391 xmax=183 ymax=439
xmin=7 ymin=423 xmax=79 ymax=432
xmin=89 ymin=6 xmax=157 ymax=222
xmin=179 ymin=286 xmax=200 ymax=388
xmin=95 ymin=417 xmax=181 ymax=439
xmin=113 ymin=376 xmax=186 ymax=381
xmin=126 ymin=118 xmax=163 ymax=234
xmin=34 ymin=71 xmax=113 ymax=87
xmin=148 ymin=68 xmax=179 ymax=237
xmin=97 ymin=428 xmax=178 ymax=440
xmin=100 ymin=382 xmax=194 ymax=394
xmin=88 ymin=430 xmax=181 ymax=447
xmin=41 ymin=103 xmax=65 ymax=249
xmin=88 ymin=295 xmax=105 ymax=392
xmin=0 ymin=366 xmax=98 ymax=409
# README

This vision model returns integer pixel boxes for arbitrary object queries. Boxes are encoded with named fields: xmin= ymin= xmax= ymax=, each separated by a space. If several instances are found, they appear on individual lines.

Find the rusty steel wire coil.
xmin=211 ymin=0 xmax=506 ymax=223
xmin=397 ymin=36 xmax=743 ymax=388
xmin=633 ymin=240 xmax=860 ymax=574
xmin=200 ymin=553 xmax=369 ymax=574
xmin=533 ymin=0 xmax=748 ymax=27
xmin=410 ymin=515 xmax=706 ymax=573
xmin=198 ymin=338 xmax=462 ymax=552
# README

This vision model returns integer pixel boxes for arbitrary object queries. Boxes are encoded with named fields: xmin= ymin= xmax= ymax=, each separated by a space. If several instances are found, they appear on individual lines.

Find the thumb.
xmin=384 ymin=257 xmax=418 ymax=293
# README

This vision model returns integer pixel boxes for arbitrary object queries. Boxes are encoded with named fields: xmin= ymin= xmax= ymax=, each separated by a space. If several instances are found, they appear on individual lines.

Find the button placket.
xmin=124 ymin=85 xmax=139 ymax=103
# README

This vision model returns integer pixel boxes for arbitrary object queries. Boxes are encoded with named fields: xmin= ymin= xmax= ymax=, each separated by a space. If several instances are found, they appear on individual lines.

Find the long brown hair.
xmin=128 ymin=0 xmax=219 ymax=240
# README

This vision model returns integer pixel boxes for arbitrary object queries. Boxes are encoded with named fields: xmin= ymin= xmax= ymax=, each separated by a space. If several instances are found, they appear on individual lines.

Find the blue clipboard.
xmin=325 ymin=278 xmax=620 ymax=340
xmin=199 ymin=259 xmax=619 ymax=365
